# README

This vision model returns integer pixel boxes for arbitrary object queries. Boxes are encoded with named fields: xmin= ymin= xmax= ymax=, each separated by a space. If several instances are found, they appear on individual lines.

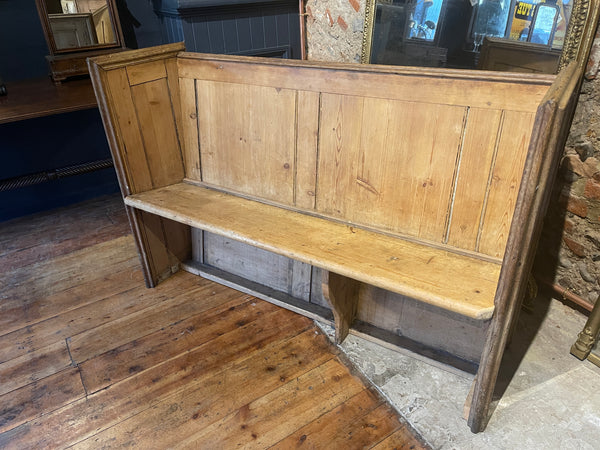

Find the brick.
xmin=565 ymin=194 xmax=588 ymax=218
xmin=563 ymin=236 xmax=586 ymax=257
xmin=348 ymin=0 xmax=360 ymax=12
xmin=337 ymin=15 xmax=348 ymax=30
xmin=325 ymin=8 xmax=334 ymax=27
xmin=584 ymin=179 xmax=600 ymax=200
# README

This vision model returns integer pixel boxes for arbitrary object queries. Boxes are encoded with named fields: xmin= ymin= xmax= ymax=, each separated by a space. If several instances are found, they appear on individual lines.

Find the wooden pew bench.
xmin=89 ymin=43 xmax=582 ymax=432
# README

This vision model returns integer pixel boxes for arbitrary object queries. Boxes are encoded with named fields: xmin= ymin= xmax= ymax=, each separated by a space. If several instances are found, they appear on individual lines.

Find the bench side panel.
xmin=468 ymin=61 xmax=584 ymax=432
xmin=89 ymin=44 xmax=191 ymax=286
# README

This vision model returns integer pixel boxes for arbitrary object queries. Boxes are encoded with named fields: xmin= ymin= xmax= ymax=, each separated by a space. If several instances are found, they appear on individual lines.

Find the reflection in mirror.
xmin=45 ymin=0 xmax=117 ymax=50
xmin=369 ymin=0 xmax=449 ymax=67
xmin=407 ymin=0 xmax=443 ymax=41
xmin=509 ymin=0 xmax=570 ymax=48
xmin=528 ymin=2 xmax=561 ymax=45
xmin=471 ymin=0 xmax=511 ymax=40
xmin=363 ymin=0 xmax=577 ymax=72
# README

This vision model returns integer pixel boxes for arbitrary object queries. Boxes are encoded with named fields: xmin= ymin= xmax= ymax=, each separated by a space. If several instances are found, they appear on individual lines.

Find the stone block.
xmin=574 ymin=141 xmax=595 ymax=162
xmin=564 ymin=218 xmax=575 ymax=234
xmin=563 ymin=154 xmax=600 ymax=179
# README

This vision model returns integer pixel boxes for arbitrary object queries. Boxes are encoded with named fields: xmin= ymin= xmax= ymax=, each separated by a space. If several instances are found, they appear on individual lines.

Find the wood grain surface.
xmin=125 ymin=182 xmax=501 ymax=319
xmin=0 ymin=196 xmax=428 ymax=449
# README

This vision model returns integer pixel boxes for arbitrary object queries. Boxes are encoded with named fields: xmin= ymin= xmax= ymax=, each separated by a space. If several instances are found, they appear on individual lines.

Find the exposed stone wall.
xmin=537 ymin=35 xmax=600 ymax=305
xmin=303 ymin=1 xmax=599 ymax=304
xmin=305 ymin=0 xmax=366 ymax=62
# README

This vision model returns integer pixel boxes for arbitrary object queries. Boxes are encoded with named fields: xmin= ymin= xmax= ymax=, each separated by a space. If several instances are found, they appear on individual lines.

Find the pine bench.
xmin=89 ymin=43 xmax=582 ymax=432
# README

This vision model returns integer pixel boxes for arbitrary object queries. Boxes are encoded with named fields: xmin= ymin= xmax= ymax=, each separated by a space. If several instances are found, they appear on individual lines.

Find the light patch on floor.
xmin=320 ymin=296 xmax=600 ymax=449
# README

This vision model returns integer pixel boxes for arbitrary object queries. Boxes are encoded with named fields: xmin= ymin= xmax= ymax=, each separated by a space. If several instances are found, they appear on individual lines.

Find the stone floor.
xmin=320 ymin=295 xmax=600 ymax=449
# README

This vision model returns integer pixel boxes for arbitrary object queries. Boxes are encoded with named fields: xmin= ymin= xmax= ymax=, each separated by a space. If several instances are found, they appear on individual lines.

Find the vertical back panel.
xmin=179 ymin=77 xmax=202 ymax=181
xmin=104 ymin=68 xmax=154 ymax=193
xmin=295 ymin=90 xmax=320 ymax=209
xmin=176 ymin=53 xmax=553 ymax=259
xmin=446 ymin=108 xmax=503 ymax=250
xmin=478 ymin=110 xmax=536 ymax=257
xmin=316 ymin=93 xmax=465 ymax=242
xmin=197 ymin=80 xmax=297 ymax=204
xmin=130 ymin=78 xmax=185 ymax=189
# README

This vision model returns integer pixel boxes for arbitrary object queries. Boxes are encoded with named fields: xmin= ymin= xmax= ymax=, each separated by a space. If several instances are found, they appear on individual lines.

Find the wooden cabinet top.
xmin=0 ymin=77 xmax=97 ymax=125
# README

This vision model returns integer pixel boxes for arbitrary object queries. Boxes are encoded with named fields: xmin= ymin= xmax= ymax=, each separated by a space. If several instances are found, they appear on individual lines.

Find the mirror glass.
xmin=528 ymin=3 xmax=561 ymax=44
xmin=365 ymin=0 xmax=574 ymax=71
xmin=45 ymin=0 xmax=117 ymax=50
xmin=407 ymin=0 xmax=444 ymax=41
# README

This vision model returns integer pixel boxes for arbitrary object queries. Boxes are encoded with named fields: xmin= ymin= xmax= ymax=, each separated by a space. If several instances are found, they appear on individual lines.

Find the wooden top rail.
xmin=125 ymin=182 xmax=500 ymax=320
xmin=177 ymin=52 xmax=554 ymax=112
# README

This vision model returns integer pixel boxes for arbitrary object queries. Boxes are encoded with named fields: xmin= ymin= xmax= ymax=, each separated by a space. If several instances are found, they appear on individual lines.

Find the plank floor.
xmin=0 ymin=195 xmax=429 ymax=449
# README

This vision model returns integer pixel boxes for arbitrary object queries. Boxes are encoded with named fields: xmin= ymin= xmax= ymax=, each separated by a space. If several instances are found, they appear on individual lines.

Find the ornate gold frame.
xmin=361 ymin=0 xmax=378 ymax=64
xmin=361 ymin=0 xmax=600 ymax=72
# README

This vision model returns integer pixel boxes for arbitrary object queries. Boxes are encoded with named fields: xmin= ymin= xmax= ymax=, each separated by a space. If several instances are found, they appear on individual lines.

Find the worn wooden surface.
xmin=468 ymin=62 xmax=584 ymax=432
xmin=126 ymin=182 xmax=501 ymax=320
xmin=0 ymin=77 xmax=96 ymax=125
xmin=180 ymin=53 xmax=551 ymax=259
xmin=89 ymin=43 xmax=190 ymax=286
xmin=478 ymin=37 xmax=561 ymax=74
xmin=0 ymin=196 xmax=428 ymax=449
xmin=322 ymin=271 xmax=361 ymax=344
xmin=88 ymin=45 xmax=582 ymax=433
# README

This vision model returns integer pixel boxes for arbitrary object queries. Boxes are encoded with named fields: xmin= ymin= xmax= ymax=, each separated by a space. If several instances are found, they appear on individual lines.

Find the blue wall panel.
xmin=155 ymin=1 xmax=301 ymax=58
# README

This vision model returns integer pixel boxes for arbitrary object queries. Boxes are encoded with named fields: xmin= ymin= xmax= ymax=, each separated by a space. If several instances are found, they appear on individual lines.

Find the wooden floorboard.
xmin=0 ymin=195 xmax=429 ymax=449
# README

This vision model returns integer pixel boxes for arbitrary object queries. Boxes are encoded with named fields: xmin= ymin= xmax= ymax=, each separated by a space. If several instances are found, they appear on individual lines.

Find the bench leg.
xmin=129 ymin=208 xmax=191 ymax=287
xmin=321 ymin=271 xmax=360 ymax=344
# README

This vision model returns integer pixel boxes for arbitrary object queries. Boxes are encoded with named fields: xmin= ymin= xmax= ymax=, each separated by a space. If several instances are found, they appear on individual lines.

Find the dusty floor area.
xmin=321 ymin=295 xmax=600 ymax=449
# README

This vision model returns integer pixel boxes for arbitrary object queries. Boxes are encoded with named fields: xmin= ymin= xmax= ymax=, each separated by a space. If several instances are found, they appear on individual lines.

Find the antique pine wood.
xmin=88 ymin=42 xmax=585 ymax=432
xmin=467 ymin=61 xmax=584 ymax=431
xmin=0 ymin=197 xmax=427 ymax=448
xmin=125 ymin=183 xmax=501 ymax=319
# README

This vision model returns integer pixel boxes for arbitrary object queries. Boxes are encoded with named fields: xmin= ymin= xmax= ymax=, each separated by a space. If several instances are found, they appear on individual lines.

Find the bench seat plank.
xmin=125 ymin=182 xmax=500 ymax=320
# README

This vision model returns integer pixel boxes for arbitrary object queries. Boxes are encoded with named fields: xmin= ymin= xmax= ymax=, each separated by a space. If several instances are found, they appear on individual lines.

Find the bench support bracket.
xmin=322 ymin=271 xmax=361 ymax=344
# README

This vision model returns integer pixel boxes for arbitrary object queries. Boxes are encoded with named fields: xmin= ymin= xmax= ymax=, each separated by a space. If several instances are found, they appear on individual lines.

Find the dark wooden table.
xmin=0 ymin=77 xmax=97 ymax=125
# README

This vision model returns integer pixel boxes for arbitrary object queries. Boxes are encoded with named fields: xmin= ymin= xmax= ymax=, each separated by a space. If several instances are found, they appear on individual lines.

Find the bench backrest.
xmin=91 ymin=43 xmax=555 ymax=261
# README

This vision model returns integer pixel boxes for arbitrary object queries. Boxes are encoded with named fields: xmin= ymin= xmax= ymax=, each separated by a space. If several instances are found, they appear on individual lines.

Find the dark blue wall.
xmin=0 ymin=1 xmax=163 ymax=222
xmin=117 ymin=0 xmax=164 ymax=49
xmin=152 ymin=0 xmax=301 ymax=58
xmin=0 ymin=1 xmax=49 ymax=81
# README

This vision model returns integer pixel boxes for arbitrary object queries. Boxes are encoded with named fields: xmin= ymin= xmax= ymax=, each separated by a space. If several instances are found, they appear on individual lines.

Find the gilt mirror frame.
xmin=361 ymin=0 xmax=600 ymax=72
